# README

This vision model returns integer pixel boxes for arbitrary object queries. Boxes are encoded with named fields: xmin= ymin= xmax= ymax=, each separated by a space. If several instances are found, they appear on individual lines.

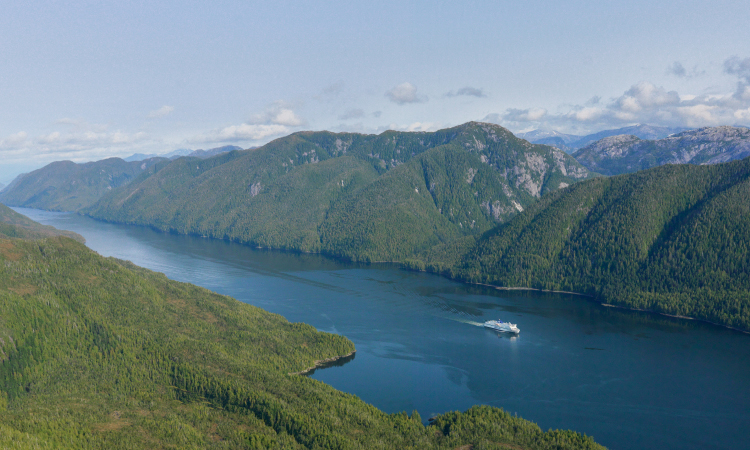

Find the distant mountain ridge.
xmin=517 ymin=130 xmax=581 ymax=152
xmin=570 ymin=124 xmax=690 ymax=149
xmin=0 ymin=157 xmax=167 ymax=211
xmin=573 ymin=126 xmax=750 ymax=175
xmin=124 ymin=145 xmax=243 ymax=162
xmin=84 ymin=122 xmax=595 ymax=264
xmin=519 ymin=125 xmax=690 ymax=152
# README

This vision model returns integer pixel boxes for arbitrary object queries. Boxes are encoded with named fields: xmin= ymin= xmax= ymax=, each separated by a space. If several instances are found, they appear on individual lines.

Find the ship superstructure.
xmin=483 ymin=320 xmax=520 ymax=334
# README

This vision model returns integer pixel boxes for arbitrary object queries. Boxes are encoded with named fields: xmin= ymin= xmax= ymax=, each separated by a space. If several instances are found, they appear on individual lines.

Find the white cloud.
xmin=211 ymin=124 xmax=289 ymax=141
xmin=189 ymin=101 xmax=305 ymax=145
xmin=0 ymin=131 xmax=28 ymax=149
xmin=190 ymin=123 xmax=291 ymax=144
xmin=488 ymin=57 xmax=750 ymax=133
xmin=405 ymin=122 xmax=440 ymax=132
xmin=616 ymin=81 xmax=681 ymax=111
xmin=446 ymin=86 xmax=486 ymax=98
xmin=569 ymin=107 xmax=602 ymax=121
xmin=33 ymin=129 xmax=148 ymax=149
xmin=38 ymin=131 xmax=62 ymax=144
xmin=385 ymin=82 xmax=427 ymax=105
xmin=148 ymin=105 xmax=174 ymax=118
xmin=676 ymin=104 xmax=719 ymax=126
xmin=249 ymin=101 xmax=306 ymax=127
xmin=0 ymin=123 xmax=153 ymax=168
xmin=734 ymin=108 xmax=750 ymax=121
xmin=271 ymin=108 xmax=303 ymax=126
xmin=500 ymin=108 xmax=548 ymax=122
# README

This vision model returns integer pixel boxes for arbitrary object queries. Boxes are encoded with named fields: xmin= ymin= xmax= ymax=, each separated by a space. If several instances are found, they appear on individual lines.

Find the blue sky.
xmin=2 ymin=0 xmax=750 ymax=183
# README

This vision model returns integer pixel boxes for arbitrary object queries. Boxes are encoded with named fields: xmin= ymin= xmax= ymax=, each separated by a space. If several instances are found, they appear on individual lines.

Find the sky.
xmin=2 ymin=0 xmax=750 ymax=183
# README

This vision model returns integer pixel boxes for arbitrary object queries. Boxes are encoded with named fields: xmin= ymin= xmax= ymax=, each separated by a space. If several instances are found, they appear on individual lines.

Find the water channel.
xmin=13 ymin=207 xmax=750 ymax=450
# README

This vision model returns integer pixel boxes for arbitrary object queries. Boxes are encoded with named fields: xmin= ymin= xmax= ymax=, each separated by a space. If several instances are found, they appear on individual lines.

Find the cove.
xmin=14 ymin=207 xmax=750 ymax=450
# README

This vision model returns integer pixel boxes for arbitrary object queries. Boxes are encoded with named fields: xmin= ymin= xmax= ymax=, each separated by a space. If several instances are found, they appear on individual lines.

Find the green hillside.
xmin=0 ymin=157 xmax=166 ymax=211
xmin=83 ymin=122 xmax=593 ymax=264
xmin=0 ymin=203 xmax=84 ymax=243
xmin=0 ymin=224 xmax=604 ymax=449
xmin=459 ymin=157 xmax=750 ymax=331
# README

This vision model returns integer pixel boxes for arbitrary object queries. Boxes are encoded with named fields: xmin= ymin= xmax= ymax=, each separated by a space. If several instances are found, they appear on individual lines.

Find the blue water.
xmin=14 ymin=207 xmax=750 ymax=450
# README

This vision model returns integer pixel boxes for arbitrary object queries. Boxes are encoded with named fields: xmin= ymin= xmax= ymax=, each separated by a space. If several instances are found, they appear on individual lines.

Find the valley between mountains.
xmin=2 ymin=122 xmax=749 ymax=332
xmin=2 ymin=121 xmax=750 ymax=449
xmin=1 ymin=206 xmax=608 ymax=449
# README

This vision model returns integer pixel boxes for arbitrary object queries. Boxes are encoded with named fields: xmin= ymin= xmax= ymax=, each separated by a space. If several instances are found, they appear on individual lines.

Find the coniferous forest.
xmin=1 ymin=121 xmax=749 ymax=448
xmin=2 ymin=123 xmax=749 ymax=331
xmin=457 ymin=157 xmax=750 ymax=331
xmin=0 ymin=217 xmax=605 ymax=449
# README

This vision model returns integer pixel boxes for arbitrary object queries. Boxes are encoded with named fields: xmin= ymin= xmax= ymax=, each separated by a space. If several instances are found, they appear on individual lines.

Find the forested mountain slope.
xmin=0 ymin=223 xmax=604 ymax=449
xmin=84 ymin=122 xmax=594 ymax=264
xmin=0 ymin=157 xmax=166 ymax=211
xmin=573 ymin=126 xmax=750 ymax=175
xmin=458 ymin=156 xmax=750 ymax=331
xmin=0 ymin=203 xmax=84 ymax=242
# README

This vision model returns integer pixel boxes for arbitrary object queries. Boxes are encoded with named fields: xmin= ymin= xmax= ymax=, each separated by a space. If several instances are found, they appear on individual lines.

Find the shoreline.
xmin=56 ymin=211 xmax=750 ymax=336
xmin=601 ymin=303 xmax=750 ymax=335
xmin=290 ymin=350 xmax=357 ymax=376
xmin=467 ymin=281 xmax=594 ymax=298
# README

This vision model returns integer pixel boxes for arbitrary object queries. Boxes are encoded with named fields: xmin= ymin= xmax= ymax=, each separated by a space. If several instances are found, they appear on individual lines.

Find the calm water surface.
xmin=14 ymin=207 xmax=750 ymax=450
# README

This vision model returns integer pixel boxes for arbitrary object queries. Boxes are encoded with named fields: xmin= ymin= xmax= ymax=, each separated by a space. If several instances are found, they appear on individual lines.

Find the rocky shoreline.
xmin=290 ymin=350 xmax=357 ymax=376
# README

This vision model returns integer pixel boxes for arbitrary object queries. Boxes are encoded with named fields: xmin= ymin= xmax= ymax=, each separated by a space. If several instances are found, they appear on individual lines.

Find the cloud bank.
xmin=191 ymin=101 xmax=305 ymax=144
xmin=487 ymin=57 xmax=750 ymax=133
xmin=0 ymin=124 xmax=150 ymax=165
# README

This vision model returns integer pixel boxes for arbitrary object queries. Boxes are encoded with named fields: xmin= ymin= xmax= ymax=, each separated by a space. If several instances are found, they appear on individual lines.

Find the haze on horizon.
xmin=2 ymin=0 xmax=750 ymax=183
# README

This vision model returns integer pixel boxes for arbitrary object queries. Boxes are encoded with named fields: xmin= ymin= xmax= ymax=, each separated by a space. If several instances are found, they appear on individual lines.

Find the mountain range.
xmin=124 ymin=145 xmax=243 ymax=162
xmin=82 ymin=122 xmax=594 ymax=264
xmin=572 ymin=126 xmax=750 ymax=175
xmin=519 ymin=125 xmax=690 ymax=152
xmin=2 ymin=122 xmax=749 ymax=331
xmin=0 ymin=157 xmax=167 ymax=211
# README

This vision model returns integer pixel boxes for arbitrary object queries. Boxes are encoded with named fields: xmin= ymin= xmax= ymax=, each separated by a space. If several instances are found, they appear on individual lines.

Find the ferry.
xmin=483 ymin=320 xmax=520 ymax=334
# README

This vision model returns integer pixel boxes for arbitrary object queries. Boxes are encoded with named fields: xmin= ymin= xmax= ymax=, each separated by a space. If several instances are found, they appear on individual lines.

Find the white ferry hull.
xmin=483 ymin=320 xmax=520 ymax=334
